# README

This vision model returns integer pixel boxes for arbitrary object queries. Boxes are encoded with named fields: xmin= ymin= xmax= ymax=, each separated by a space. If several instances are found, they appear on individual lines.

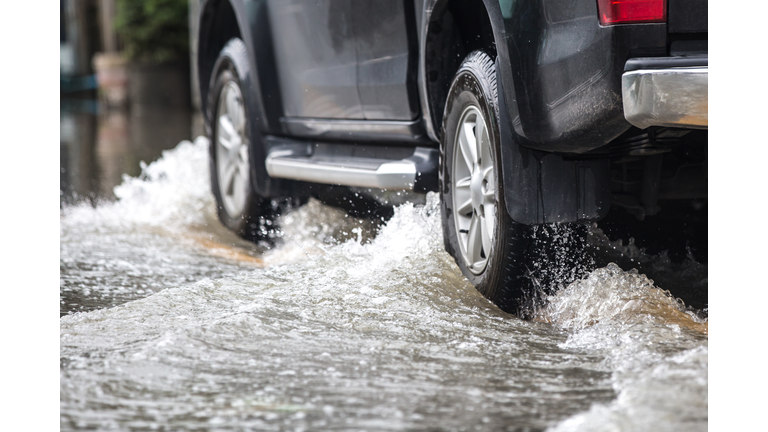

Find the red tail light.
xmin=597 ymin=0 xmax=667 ymax=26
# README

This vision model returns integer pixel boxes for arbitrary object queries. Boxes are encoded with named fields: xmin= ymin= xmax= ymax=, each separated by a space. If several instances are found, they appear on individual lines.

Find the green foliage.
xmin=115 ymin=0 xmax=189 ymax=64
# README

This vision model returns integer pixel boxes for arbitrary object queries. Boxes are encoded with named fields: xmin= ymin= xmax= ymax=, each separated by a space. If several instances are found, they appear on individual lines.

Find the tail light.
xmin=596 ymin=0 xmax=667 ymax=26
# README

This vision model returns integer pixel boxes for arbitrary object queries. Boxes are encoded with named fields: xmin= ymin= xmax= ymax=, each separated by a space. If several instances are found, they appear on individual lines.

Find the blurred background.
xmin=60 ymin=0 xmax=204 ymax=206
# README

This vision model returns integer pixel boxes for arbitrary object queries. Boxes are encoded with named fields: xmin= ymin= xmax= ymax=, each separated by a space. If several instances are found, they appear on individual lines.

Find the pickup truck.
xmin=195 ymin=0 xmax=708 ymax=316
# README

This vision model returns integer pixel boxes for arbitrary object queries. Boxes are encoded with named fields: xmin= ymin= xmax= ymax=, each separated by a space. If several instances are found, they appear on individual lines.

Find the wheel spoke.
xmin=482 ymin=167 xmax=495 ymax=203
xmin=238 ymin=146 xmax=249 ymax=182
xmin=466 ymin=215 xmax=482 ymax=268
xmin=224 ymin=146 xmax=238 ymax=173
xmin=482 ymin=166 xmax=494 ymax=181
xmin=486 ymin=203 xmax=495 ymax=237
xmin=466 ymin=122 xmax=480 ymax=164
xmin=239 ymin=144 xmax=249 ymax=165
xmin=480 ymin=213 xmax=492 ymax=258
xmin=217 ymin=135 xmax=233 ymax=154
xmin=474 ymin=117 xmax=486 ymax=165
xmin=226 ymin=88 xmax=242 ymax=133
xmin=456 ymin=198 xmax=473 ymax=216
xmin=222 ymin=161 xmax=237 ymax=195
xmin=232 ymin=170 xmax=245 ymax=209
xmin=455 ymin=176 xmax=472 ymax=189
xmin=459 ymin=123 xmax=477 ymax=171
xmin=454 ymin=176 xmax=472 ymax=216
xmin=218 ymin=116 xmax=236 ymax=149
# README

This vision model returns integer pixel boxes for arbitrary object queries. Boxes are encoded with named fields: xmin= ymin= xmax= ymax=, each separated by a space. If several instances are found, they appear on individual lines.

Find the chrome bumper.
xmin=622 ymin=66 xmax=708 ymax=130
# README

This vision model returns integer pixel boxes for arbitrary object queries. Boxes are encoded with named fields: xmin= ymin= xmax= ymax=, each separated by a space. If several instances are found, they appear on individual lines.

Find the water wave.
xmin=540 ymin=264 xmax=707 ymax=432
xmin=61 ymin=138 xmax=707 ymax=431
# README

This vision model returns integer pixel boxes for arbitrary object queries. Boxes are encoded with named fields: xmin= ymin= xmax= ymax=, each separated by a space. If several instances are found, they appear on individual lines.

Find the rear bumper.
xmin=622 ymin=57 xmax=708 ymax=130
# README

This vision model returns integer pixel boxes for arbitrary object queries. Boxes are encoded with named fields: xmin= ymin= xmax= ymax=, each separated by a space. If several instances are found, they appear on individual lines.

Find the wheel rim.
xmin=452 ymin=106 xmax=496 ymax=274
xmin=215 ymin=81 xmax=250 ymax=217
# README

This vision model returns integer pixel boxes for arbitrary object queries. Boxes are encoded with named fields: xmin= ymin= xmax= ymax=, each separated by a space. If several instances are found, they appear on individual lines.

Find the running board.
xmin=265 ymin=141 xmax=438 ymax=192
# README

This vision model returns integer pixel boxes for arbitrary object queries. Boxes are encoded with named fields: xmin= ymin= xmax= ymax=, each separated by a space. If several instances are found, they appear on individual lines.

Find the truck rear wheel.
xmin=440 ymin=51 xmax=593 ymax=317
xmin=440 ymin=51 xmax=536 ymax=316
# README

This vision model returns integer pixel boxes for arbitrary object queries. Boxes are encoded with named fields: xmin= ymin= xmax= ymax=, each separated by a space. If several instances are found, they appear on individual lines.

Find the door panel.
xmin=266 ymin=0 xmax=364 ymax=119
xmin=352 ymin=1 xmax=418 ymax=120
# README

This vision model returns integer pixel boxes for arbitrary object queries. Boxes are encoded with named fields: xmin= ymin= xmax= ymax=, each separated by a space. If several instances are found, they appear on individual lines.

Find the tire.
xmin=439 ymin=51 xmax=537 ymax=316
xmin=208 ymin=39 xmax=281 ymax=241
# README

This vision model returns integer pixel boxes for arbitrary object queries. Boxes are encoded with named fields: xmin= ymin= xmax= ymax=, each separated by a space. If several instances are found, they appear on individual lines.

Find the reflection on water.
xmin=60 ymin=139 xmax=707 ymax=431
xmin=60 ymin=100 xmax=199 ymax=205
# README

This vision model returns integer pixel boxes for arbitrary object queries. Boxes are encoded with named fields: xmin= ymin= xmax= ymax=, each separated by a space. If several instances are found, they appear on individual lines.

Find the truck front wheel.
xmin=208 ymin=39 xmax=284 ymax=241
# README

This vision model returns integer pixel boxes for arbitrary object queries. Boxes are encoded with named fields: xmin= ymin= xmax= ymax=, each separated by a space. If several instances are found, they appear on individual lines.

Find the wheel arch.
xmin=197 ymin=0 xmax=282 ymax=136
xmin=198 ymin=0 xmax=293 ymax=198
xmin=420 ymin=0 xmax=612 ymax=225
xmin=420 ymin=0 xmax=503 ymax=142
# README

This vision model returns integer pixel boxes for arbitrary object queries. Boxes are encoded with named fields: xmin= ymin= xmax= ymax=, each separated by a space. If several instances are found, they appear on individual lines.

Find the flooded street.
xmin=59 ymin=136 xmax=707 ymax=431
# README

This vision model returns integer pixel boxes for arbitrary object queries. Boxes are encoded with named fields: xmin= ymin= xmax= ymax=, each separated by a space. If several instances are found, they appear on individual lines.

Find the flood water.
xmin=60 ymin=131 xmax=707 ymax=430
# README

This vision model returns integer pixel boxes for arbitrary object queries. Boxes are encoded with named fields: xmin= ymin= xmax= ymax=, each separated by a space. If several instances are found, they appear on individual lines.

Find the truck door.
xmin=352 ymin=1 xmax=420 ymax=121
xmin=266 ymin=0 xmax=364 ymax=119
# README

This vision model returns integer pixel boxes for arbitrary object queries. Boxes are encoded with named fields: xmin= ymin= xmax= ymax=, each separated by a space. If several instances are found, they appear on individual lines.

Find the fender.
xmin=420 ymin=0 xmax=665 ymax=153
xmin=199 ymin=0 xmax=282 ymax=132
xmin=419 ymin=0 xmax=617 ymax=223
xmin=489 ymin=0 xmax=666 ymax=153
xmin=198 ymin=0 xmax=288 ymax=197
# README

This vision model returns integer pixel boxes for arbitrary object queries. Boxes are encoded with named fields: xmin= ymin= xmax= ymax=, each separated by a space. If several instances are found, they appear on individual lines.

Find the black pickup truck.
xmin=195 ymin=0 xmax=707 ymax=315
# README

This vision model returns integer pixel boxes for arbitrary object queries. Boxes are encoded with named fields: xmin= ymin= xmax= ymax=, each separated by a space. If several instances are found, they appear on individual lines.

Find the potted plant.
xmin=115 ymin=0 xmax=191 ymax=110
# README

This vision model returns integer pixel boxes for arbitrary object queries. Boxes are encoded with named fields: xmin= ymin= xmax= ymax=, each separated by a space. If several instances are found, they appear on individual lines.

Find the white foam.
xmin=543 ymin=264 xmax=708 ymax=432
xmin=61 ymin=136 xmax=217 ymax=232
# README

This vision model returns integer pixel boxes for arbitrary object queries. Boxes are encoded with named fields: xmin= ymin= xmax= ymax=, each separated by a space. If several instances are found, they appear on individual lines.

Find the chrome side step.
xmin=265 ymin=142 xmax=438 ymax=192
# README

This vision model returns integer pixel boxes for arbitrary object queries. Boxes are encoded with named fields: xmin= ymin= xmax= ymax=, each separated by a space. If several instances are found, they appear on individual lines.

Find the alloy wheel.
xmin=215 ymin=81 xmax=250 ymax=217
xmin=451 ymin=106 xmax=497 ymax=274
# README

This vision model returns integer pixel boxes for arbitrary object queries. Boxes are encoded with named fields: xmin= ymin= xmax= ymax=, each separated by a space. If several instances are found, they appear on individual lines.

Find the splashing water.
xmin=60 ymin=138 xmax=257 ymax=315
xmin=61 ymin=137 xmax=216 ymax=231
xmin=540 ymin=265 xmax=707 ymax=432
xmin=60 ymin=138 xmax=707 ymax=431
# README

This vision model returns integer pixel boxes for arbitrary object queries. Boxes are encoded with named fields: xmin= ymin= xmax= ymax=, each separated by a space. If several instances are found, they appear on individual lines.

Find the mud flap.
xmin=496 ymin=60 xmax=611 ymax=224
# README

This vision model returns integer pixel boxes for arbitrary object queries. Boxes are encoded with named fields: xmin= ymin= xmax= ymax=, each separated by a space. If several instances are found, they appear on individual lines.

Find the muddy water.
xmin=60 ymin=138 xmax=707 ymax=431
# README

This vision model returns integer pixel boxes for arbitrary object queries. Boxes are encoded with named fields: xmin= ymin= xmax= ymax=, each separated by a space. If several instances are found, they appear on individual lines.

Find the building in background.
xmin=61 ymin=0 xmax=194 ymax=110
